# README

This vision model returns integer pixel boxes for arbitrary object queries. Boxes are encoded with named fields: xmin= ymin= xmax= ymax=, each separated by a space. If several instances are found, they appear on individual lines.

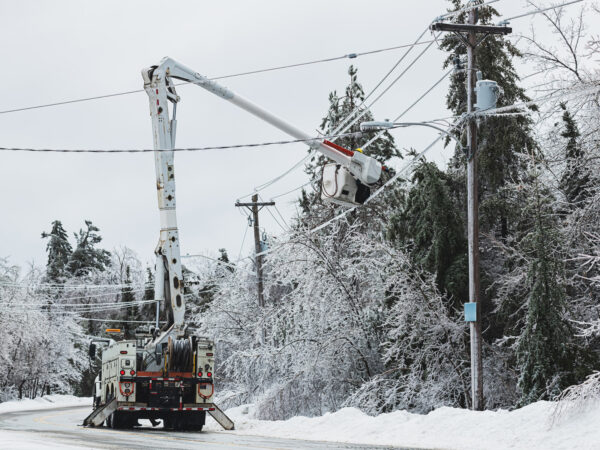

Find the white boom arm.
xmin=142 ymin=57 xmax=382 ymax=334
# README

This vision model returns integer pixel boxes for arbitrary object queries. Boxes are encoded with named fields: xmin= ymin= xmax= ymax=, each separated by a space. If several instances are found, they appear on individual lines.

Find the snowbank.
xmin=205 ymin=401 xmax=600 ymax=450
xmin=0 ymin=395 xmax=91 ymax=415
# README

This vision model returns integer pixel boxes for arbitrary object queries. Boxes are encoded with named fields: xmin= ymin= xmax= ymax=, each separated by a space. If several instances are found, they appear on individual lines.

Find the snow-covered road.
xmin=0 ymin=405 xmax=405 ymax=450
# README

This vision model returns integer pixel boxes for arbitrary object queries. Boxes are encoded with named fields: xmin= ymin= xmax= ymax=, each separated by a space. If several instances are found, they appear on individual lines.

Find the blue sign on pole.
xmin=464 ymin=302 xmax=477 ymax=322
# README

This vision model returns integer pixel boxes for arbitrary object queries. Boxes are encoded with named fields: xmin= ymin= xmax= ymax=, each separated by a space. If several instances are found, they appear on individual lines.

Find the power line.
xmin=182 ymin=253 xmax=257 ymax=275
xmin=329 ymin=27 xmax=432 ymax=138
xmin=236 ymin=221 xmax=250 ymax=262
xmin=0 ymin=131 xmax=363 ymax=154
xmin=270 ymin=181 xmax=314 ymax=200
xmin=0 ymin=41 xmax=438 ymax=116
xmin=0 ymin=281 xmax=149 ymax=289
xmin=329 ymin=34 xmax=442 ymax=147
xmin=498 ymin=0 xmax=584 ymax=25
xmin=360 ymin=67 xmax=455 ymax=150
xmin=273 ymin=204 xmax=291 ymax=230
xmin=75 ymin=317 xmax=168 ymax=324
xmin=259 ymin=194 xmax=289 ymax=232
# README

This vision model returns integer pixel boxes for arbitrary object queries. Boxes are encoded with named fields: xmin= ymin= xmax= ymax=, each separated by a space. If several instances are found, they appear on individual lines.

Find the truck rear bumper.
xmin=117 ymin=405 xmax=215 ymax=412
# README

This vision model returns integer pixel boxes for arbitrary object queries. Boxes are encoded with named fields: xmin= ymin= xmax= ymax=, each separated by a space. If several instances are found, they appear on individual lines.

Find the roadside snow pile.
xmin=0 ymin=395 xmax=91 ymax=415
xmin=205 ymin=401 xmax=600 ymax=449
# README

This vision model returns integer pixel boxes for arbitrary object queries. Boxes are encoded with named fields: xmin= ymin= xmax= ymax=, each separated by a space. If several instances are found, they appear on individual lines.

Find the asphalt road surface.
xmin=0 ymin=405 xmax=410 ymax=450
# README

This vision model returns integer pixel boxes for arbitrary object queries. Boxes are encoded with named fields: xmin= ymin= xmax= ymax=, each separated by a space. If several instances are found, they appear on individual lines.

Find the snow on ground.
xmin=205 ymin=401 xmax=600 ymax=450
xmin=0 ymin=430 xmax=88 ymax=449
xmin=0 ymin=395 xmax=92 ymax=449
xmin=0 ymin=394 xmax=91 ymax=415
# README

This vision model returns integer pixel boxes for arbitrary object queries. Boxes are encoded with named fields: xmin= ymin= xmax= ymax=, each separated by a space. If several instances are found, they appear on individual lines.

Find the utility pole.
xmin=431 ymin=6 xmax=511 ymax=411
xmin=235 ymin=194 xmax=275 ymax=307
xmin=465 ymin=7 xmax=484 ymax=412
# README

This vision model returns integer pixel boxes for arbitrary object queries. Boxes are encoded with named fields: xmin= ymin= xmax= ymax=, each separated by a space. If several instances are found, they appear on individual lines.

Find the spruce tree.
xmin=300 ymin=65 xmax=400 ymax=230
xmin=305 ymin=65 xmax=400 ymax=183
xmin=558 ymin=103 xmax=589 ymax=206
xmin=41 ymin=220 xmax=72 ymax=282
xmin=144 ymin=267 xmax=154 ymax=301
xmin=516 ymin=175 xmax=571 ymax=405
xmin=387 ymin=159 xmax=468 ymax=304
xmin=66 ymin=220 xmax=111 ymax=277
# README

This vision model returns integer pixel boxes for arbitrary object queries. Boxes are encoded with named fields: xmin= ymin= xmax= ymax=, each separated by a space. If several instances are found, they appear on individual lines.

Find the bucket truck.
xmin=83 ymin=57 xmax=382 ymax=431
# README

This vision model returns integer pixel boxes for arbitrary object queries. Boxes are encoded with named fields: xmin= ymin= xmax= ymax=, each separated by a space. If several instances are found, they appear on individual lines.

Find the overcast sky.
xmin=0 ymin=0 xmax=592 ymax=272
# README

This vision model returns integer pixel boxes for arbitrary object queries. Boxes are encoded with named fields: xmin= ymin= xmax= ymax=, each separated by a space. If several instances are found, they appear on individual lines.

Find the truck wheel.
xmin=163 ymin=417 xmax=173 ymax=430
xmin=190 ymin=412 xmax=206 ymax=432
xmin=110 ymin=412 xmax=122 ymax=429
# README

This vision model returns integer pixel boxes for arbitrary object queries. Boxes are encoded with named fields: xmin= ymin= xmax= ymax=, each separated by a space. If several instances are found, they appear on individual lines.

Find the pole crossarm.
xmin=429 ymin=22 xmax=512 ymax=35
xmin=235 ymin=195 xmax=274 ymax=309
xmin=235 ymin=201 xmax=275 ymax=208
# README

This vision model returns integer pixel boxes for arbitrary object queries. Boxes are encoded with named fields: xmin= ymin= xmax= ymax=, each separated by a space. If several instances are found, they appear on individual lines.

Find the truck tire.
xmin=188 ymin=412 xmax=206 ymax=432
xmin=163 ymin=416 xmax=174 ymax=430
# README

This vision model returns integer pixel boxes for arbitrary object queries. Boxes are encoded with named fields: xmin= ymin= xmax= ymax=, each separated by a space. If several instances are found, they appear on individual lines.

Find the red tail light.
xmin=197 ymin=371 xmax=202 ymax=377
xmin=120 ymin=369 xmax=125 ymax=376
xmin=130 ymin=370 xmax=135 ymax=376
xmin=207 ymin=372 xmax=212 ymax=377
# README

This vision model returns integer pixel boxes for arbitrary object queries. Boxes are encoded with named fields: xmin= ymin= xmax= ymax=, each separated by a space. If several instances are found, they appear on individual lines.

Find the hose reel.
xmin=165 ymin=336 xmax=194 ymax=372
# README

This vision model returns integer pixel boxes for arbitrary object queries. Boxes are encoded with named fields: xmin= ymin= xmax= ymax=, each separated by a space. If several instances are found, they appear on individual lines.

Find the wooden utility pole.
xmin=235 ymin=195 xmax=275 ymax=307
xmin=465 ymin=8 xmax=484 ymax=411
xmin=431 ymin=7 xmax=511 ymax=411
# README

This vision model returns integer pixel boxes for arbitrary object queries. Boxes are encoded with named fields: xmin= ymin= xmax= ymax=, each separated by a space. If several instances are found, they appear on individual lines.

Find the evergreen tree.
xmin=387 ymin=159 xmax=468 ymax=304
xmin=66 ymin=220 xmax=111 ymax=277
xmin=305 ymin=65 xmax=400 ymax=183
xmin=516 ymin=175 xmax=572 ymax=405
xmin=441 ymin=0 xmax=536 ymax=239
xmin=217 ymin=248 xmax=234 ymax=273
xmin=144 ymin=267 xmax=154 ymax=301
xmin=558 ymin=103 xmax=590 ymax=206
xmin=121 ymin=265 xmax=136 ymax=338
xmin=41 ymin=220 xmax=72 ymax=282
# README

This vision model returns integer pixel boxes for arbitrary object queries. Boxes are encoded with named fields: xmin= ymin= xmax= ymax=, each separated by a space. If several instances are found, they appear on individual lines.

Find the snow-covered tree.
xmin=41 ymin=220 xmax=72 ymax=282
xmin=66 ymin=220 xmax=111 ymax=277
xmin=387 ymin=159 xmax=468 ymax=304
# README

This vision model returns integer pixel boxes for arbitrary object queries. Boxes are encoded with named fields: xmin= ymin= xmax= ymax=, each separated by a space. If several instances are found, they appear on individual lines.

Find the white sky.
xmin=0 ymin=0 xmax=593 ymax=271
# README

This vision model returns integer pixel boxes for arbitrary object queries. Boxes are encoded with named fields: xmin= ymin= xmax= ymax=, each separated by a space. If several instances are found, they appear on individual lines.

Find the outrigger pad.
xmin=82 ymin=398 xmax=118 ymax=427
xmin=208 ymin=404 xmax=235 ymax=430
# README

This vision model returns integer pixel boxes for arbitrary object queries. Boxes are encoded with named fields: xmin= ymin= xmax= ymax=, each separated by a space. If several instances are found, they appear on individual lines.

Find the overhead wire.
xmin=0 ymin=281 xmax=150 ymax=290
xmin=270 ymin=181 xmax=313 ymax=200
xmin=259 ymin=193 xmax=289 ymax=232
xmin=0 ymin=41 xmax=439 ymax=116
xmin=236 ymin=220 xmax=250 ymax=262
xmin=273 ymin=204 xmax=291 ymax=230
xmin=74 ymin=317 xmax=167 ymax=324
xmin=361 ymin=67 xmax=455 ymax=150
xmin=0 ymin=131 xmax=364 ymax=154
xmin=497 ymin=0 xmax=584 ymax=24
